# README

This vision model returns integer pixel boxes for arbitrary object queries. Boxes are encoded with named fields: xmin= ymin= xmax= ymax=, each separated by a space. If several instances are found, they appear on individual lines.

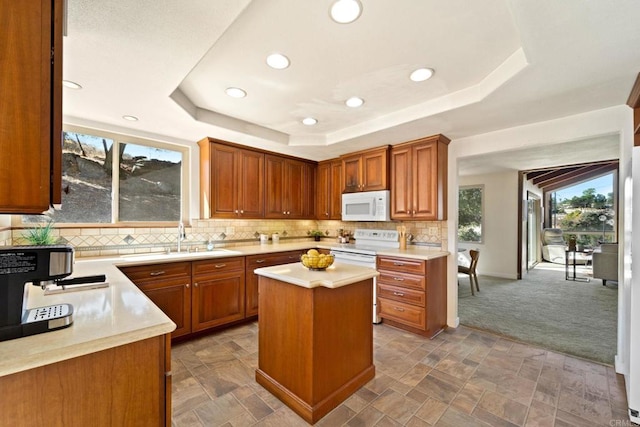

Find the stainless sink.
xmin=119 ymin=248 xmax=241 ymax=262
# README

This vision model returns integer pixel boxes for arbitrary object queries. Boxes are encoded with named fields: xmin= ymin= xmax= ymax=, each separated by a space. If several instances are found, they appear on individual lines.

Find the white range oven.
xmin=330 ymin=229 xmax=399 ymax=324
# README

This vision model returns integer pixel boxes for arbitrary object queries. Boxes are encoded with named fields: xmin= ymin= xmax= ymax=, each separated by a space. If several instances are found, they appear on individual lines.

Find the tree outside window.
xmin=458 ymin=185 xmax=483 ymax=243
xmin=24 ymin=130 xmax=183 ymax=224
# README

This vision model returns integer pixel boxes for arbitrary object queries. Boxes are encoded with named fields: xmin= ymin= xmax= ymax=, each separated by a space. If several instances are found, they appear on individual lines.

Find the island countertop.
xmin=254 ymin=261 xmax=379 ymax=289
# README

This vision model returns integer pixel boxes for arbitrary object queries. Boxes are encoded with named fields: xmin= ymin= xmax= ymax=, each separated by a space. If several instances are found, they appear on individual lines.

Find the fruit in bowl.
xmin=300 ymin=249 xmax=334 ymax=270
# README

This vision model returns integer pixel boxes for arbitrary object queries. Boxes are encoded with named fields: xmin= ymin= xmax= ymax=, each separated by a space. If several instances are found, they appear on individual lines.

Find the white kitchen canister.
xmin=272 ymin=233 xmax=280 ymax=243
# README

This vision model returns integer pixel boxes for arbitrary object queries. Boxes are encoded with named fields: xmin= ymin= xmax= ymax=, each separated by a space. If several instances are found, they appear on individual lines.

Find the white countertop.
xmin=255 ymin=262 xmax=379 ymax=289
xmin=0 ymin=240 xmax=448 ymax=377
xmin=0 ymin=258 xmax=176 ymax=377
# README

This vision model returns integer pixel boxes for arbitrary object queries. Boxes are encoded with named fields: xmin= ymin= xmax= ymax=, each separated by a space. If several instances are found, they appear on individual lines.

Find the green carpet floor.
xmin=457 ymin=264 xmax=618 ymax=364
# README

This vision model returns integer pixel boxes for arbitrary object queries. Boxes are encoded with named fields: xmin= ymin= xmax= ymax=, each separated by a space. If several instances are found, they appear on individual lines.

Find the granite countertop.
xmin=255 ymin=262 xmax=379 ymax=289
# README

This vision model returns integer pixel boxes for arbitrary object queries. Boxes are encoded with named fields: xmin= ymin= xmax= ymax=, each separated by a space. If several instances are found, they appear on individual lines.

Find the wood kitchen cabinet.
xmin=192 ymin=257 xmax=246 ymax=331
xmin=0 ymin=334 xmax=171 ymax=426
xmin=0 ymin=0 xmax=63 ymax=213
xmin=265 ymin=154 xmax=315 ymax=218
xmin=377 ymin=254 xmax=447 ymax=338
xmin=245 ymin=249 xmax=309 ymax=317
xmin=199 ymin=139 xmax=265 ymax=218
xmin=118 ymin=262 xmax=192 ymax=339
xmin=341 ymin=146 xmax=389 ymax=193
xmin=390 ymin=135 xmax=450 ymax=220
xmin=316 ymin=159 xmax=343 ymax=220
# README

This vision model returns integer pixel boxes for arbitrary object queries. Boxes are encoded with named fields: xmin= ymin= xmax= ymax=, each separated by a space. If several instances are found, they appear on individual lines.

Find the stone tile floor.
xmin=171 ymin=322 xmax=634 ymax=426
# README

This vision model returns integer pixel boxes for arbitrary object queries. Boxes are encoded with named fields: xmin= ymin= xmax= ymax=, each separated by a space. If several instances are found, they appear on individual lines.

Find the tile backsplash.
xmin=8 ymin=218 xmax=447 ymax=257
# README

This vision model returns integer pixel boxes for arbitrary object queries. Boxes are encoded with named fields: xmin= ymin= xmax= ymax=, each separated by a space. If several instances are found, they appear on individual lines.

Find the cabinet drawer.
xmin=378 ymin=284 xmax=425 ymax=307
xmin=193 ymin=256 xmax=245 ymax=276
xmin=377 ymin=271 xmax=425 ymax=291
xmin=119 ymin=261 xmax=191 ymax=284
xmin=378 ymin=298 xmax=426 ymax=331
xmin=377 ymin=256 xmax=426 ymax=274
xmin=246 ymin=250 xmax=305 ymax=269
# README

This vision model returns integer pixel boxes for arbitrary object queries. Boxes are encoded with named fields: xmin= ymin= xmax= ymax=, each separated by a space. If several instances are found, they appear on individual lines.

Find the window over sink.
xmin=22 ymin=126 xmax=188 ymax=225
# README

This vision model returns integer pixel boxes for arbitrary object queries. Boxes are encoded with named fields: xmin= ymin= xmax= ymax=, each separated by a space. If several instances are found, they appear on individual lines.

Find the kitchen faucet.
xmin=177 ymin=221 xmax=185 ymax=252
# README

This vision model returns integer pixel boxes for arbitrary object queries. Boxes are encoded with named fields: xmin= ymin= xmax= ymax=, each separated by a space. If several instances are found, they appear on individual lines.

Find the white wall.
xmin=458 ymin=171 xmax=519 ymax=279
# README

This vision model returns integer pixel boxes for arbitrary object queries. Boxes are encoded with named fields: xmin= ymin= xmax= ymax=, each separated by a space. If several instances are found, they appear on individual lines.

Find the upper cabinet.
xmin=390 ymin=135 xmax=450 ymax=221
xmin=199 ymin=138 xmax=315 ymax=219
xmin=0 ymin=0 xmax=63 ymax=213
xmin=316 ymin=159 xmax=342 ymax=220
xmin=341 ymin=146 xmax=389 ymax=193
xmin=265 ymin=155 xmax=315 ymax=219
xmin=199 ymin=140 xmax=264 ymax=218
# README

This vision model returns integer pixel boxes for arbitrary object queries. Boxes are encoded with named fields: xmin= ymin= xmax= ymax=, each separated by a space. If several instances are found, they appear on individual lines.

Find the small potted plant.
xmin=22 ymin=221 xmax=59 ymax=245
xmin=307 ymin=230 xmax=325 ymax=242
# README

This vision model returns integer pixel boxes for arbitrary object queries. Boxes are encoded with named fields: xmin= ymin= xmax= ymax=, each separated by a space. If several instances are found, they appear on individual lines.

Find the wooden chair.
xmin=458 ymin=249 xmax=480 ymax=295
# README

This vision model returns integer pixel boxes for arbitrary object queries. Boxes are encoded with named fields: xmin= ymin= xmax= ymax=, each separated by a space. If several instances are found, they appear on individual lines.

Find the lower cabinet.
xmin=377 ymin=255 xmax=447 ymax=338
xmin=118 ymin=262 xmax=192 ymax=339
xmin=192 ymin=257 xmax=246 ymax=331
xmin=245 ymin=249 xmax=310 ymax=317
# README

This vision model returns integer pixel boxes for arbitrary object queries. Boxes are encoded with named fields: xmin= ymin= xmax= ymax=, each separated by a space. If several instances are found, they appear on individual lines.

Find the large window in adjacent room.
xmin=23 ymin=127 xmax=186 ymax=224
xmin=458 ymin=185 xmax=484 ymax=243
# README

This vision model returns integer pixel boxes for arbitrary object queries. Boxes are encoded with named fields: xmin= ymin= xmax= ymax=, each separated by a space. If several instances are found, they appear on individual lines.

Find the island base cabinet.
xmin=0 ymin=335 xmax=171 ymax=426
xmin=256 ymin=277 xmax=375 ymax=424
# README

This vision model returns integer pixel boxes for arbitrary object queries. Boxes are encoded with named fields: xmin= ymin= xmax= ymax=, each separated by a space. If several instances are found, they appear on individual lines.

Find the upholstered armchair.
xmin=592 ymin=243 xmax=618 ymax=285
xmin=541 ymin=228 xmax=566 ymax=264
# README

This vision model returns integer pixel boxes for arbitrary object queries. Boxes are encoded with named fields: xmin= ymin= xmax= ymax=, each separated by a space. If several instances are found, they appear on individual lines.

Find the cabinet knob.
xmin=240 ymin=210 xmax=244 ymax=214
xmin=234 ymin=210 xmax=239 ymax=214
xmin=185 ymin=283 xmax=190 ymax=288
xmin=194 ymin=282 xmax=198 ymax=287
xmin=325 ymin=212 xmax=329 ymax=216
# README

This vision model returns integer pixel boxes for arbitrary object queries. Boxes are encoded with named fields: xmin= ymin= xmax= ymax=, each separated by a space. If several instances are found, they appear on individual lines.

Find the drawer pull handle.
xmin=393 ymin=277 xmax=404 ymax=281
xmin=215 ymin=264 xmax=226 ymax=268
xmin=393 ymin=307 xmax=405 ymax=312
xmin=393 ymin=262 xmax=405 ymax=266
xmin=149 ymin=271 xmax=165 ymax=276
xmin=256 ymin=259 xmax=266 ymax=263
xmin=393 ymin=292 xmax=405 ymax=296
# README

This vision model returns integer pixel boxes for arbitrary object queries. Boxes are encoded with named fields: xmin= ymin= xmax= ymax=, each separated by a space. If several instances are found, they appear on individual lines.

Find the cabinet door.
xmin=341 ymin=154 xmax=362 ymax=193
xmin=265 ymin=155 xmax=286 ymax=218
xmin=210 ymin=144 xmax=239 ymax=218
xmin=138 ymin=277 xmax=191 ymax=338
xmin=238 ymin=149 xmax=264 ymax=217
xmin=0 ymin=0 xmax=62 ymax=213
xmin=390 ymin=145 xmax=413 ymax=219
xmin=285 ymin=159 xmax=305 ymax=217
xmin=329 ymin=160 xmax=343 ymax=219
xmin=361 ymin=147 xmax=388 ymax=191
xmin=412 ymin=141 xmax=439 ymax=219
xmin=316 ymin=161 xmax=331 ymax=219
xmin=192 ymin=270 xmax=246 ymax=331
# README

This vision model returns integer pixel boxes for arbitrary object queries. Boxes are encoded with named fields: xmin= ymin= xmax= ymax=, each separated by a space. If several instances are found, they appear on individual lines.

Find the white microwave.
xmin=342 ymin=190 xmax=391 ymax=222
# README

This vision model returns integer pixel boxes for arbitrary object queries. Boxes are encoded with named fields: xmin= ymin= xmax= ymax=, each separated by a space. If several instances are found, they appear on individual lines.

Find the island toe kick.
xmin=255 ymin=274 xmax=376 ymax=424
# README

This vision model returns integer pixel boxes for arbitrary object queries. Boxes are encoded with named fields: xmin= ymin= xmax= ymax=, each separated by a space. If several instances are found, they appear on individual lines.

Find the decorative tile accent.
xmin=123 ymin=235 xmax=135 ymax=245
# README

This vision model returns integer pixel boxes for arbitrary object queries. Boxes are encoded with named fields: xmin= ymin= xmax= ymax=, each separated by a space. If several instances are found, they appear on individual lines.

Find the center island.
xmin=254 ymin=261 xmax=379 ymax=424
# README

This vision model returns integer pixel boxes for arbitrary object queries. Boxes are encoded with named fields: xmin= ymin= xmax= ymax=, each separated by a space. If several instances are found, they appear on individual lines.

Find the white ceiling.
xmin=63 ymin=0 xmax=640 ymax=169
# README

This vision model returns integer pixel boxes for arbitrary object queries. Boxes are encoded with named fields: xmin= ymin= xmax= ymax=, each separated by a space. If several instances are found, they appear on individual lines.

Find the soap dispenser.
xmin=206 ymin=238 xmax=214 ymax=251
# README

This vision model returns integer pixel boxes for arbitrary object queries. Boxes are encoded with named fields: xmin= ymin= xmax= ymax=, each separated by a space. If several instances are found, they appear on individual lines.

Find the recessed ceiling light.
xmin=302 ymin=117 xmax=318 ymax=126
xmin=345 ymin=97 xmax=364 ymax=108
xmin=122 ymin=115 xmax=138 ymax=121
xmin=225 ymin=87 xmax=247 ymax=98
xmin=62 ymin=80 xmax=82 ymax=89
xmin=266 ymin=53 xmax=290 ymax=70
xmin=410 ymin=68 xmax=434 ymax=82
xmin=330 ymin=0 xmax=362 ymax=24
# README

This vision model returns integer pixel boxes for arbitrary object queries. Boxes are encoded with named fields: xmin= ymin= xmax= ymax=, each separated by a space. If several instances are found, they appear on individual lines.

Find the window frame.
xmin=14 ymin=125 xmax=190 ymax=227
xmin=458 ymin=184 xmax=484 ymax=244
